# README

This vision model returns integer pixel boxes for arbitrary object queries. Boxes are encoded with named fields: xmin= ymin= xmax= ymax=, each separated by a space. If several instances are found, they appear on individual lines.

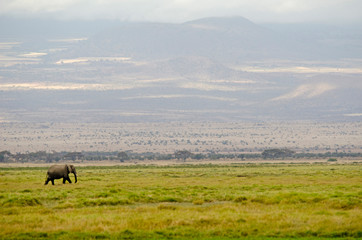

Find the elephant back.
xmin=47 ymin=165 xmax=68 ymax=178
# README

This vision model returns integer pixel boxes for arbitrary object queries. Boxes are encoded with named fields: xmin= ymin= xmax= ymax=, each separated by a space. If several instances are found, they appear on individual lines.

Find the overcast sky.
xmin=1 ymin=0 xmax=361 ymax=24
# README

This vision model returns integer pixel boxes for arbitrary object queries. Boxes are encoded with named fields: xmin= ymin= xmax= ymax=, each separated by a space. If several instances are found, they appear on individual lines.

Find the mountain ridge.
xmin=0 ymin=16 xmax=361 ymax=122
xmin=57 ymin=16 xmax=319 ymax=62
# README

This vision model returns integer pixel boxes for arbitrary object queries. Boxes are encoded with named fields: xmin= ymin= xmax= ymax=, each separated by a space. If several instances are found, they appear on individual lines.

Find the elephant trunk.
xmin=73 ymin=173 xmax=77 ymax=183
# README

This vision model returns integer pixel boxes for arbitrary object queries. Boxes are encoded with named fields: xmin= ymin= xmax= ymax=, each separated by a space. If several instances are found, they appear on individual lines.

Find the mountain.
xmin=58 ymin=16 xmax=321 ymax=62
xmin=0 ymin=17 xmax=361 ymax=122
xmin=264 ymin=23 xmax=362 ymax=59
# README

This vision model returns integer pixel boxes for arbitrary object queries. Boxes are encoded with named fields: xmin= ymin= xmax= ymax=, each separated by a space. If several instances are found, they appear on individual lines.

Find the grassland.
xmin=0 ymin=163 xmax=361 ymax=239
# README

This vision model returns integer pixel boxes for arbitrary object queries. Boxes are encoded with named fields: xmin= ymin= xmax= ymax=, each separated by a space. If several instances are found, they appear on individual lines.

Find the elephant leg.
xmin=67 ymin=176 xmax=72 ymax=183
xmin=51 ymin=179 xmax=55 ymax=185
xmin=63 ymin=178 xmax=66 ymax=184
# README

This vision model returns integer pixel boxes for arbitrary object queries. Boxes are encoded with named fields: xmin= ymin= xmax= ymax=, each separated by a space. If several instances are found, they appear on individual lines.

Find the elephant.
xmin=45 ymin=164 xmax=77 ymax=185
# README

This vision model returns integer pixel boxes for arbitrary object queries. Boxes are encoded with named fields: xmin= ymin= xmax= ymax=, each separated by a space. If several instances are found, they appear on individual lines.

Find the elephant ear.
xmin=66 ymin=165 xmax=72 ymax=174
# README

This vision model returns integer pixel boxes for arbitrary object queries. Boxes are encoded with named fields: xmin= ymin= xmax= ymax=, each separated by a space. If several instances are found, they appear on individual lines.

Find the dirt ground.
xmin=1 ymin=121 xmax=361 ymax=154
xmin=1 ymin=157 xmax=361 ymax=168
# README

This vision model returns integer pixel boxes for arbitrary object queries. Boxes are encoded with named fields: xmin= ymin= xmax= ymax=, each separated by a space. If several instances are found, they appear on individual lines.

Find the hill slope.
xmin=0 ymin=17 xmax=361 ymax=122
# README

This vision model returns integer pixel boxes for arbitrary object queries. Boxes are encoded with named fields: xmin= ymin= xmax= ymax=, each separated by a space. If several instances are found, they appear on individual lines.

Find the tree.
xmin=64 ymin=152 xmax=84 ymax=161
xmin=118 ymin=151 xmax=129 ymax=162
xmin=192 ymin=153 xmax=204 ymax=160
xmin=175 ymin=150 xmax=192 ymax=161
xmin=0 ymin=151 xmax=11 ymax=162
xmin=262 ymin=148 xmax=295 ymax=159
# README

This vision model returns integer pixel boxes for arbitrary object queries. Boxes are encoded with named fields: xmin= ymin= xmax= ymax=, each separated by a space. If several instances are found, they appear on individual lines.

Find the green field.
xmin=0 ymin=163 xmax=361 ymax=239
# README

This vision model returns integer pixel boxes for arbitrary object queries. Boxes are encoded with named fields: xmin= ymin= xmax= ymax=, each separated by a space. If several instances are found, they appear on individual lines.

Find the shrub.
xmin=328 ymin=158 xmax=337 ymax=162
xmin=160 ymin=197 xmax=181 ymax=203
xmin=234 ymin=196 xmax=248 ymax=203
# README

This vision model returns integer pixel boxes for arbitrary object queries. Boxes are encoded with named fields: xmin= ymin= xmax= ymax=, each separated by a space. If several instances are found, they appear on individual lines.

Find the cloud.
xmin=0 ymin=82 xmax=137 ymax=91
xmin=180 ymin=82 xmax=247 ymax=92
xmin=0 ymin=0 xmax=361 ymax=23
xmin=271 ymin=83 xmax=336 ymax=101
xmin=119 ymin=94 xmax=238 ymax=102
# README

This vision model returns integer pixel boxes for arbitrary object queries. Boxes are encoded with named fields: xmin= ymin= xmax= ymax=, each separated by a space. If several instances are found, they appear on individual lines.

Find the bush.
xmin=234 ymin=196 xmax=248 ymax=203
xmin=327 ymin=158 xmax=337 ymax=162
xmin=262 ymin=148 xmax=295 ymax=159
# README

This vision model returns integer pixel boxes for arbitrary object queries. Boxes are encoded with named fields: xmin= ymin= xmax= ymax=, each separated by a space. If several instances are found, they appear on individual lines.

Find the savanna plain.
xmin=0 ymin=163 xmax=361 ymax=239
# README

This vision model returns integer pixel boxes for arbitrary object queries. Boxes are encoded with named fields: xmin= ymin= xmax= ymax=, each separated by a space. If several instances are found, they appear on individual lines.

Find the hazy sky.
xmin=1 ymin=0 xmax=361 ymax=24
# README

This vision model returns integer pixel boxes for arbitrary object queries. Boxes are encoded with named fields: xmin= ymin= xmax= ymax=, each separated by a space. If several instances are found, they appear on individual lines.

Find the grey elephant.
xmin=45 ymin=164 xmax=77 ymax=185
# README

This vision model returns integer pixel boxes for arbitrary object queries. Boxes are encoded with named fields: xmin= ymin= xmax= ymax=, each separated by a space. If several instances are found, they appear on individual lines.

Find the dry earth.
xmin=1 ymin=121 xmax=361 ymax=154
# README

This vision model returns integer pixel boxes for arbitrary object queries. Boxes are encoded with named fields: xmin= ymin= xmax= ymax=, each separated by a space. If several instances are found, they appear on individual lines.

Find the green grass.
xmin=0 ymin=164 xmax=361 ymax=239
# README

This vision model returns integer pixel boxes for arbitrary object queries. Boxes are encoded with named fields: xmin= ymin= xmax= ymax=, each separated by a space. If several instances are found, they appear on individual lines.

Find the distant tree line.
xmin=261 ymin=148 xmax=295 ymax=159
xmin=1 ymin=149 xmax=361 ymax=163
